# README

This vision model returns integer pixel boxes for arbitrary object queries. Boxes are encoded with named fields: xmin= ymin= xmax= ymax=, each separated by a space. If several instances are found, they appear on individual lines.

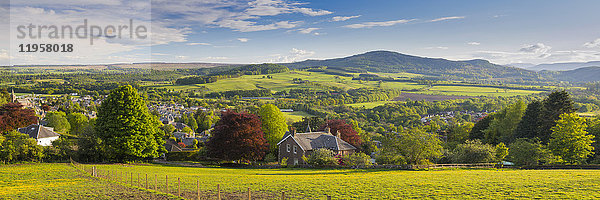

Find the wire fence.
xmin=70 ymin=159 xmax=308 ymax=200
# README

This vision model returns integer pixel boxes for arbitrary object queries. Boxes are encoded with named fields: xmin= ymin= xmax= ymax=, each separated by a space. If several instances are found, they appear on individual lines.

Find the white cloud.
xmin=424 ymin=46 xmax=449 ymax=50
xmin=152 ymin=53 xmax=170 ymax=56
xmin=584 ymin=38 xmax=600 ymax=48
xmin=176 ymin=55 xmax=189 ymax=59
xmin=294 ymin=7 xmax=332 ymax=16
xmin=237 ymin=38 xmax=249 ymax=42
xmin=429 ymin=16 xmax=465 ymax=22
xmin=298 ymin=28 xmax=320 ymax=34
xmin=519 ymin=43 xmax=552 ymax=54
xmin=269 ymin=48 xmax=315 ymax=63
xmin=5 ymin=1 xmax=188 ymax=65
xmin=218 ymin=19 xmax=300 ymax=32
xmin=468 ymin=42 xmax=481 ymax=46
xmin=152 ymin=0 xmax=330 ymax=32
xmin=343 ymin=19 xmax=414 ymax=29
xmin=332 ymin=15 xmax=361 ymax=22
xmin=187 ymin=42 xmax=211 ymax=46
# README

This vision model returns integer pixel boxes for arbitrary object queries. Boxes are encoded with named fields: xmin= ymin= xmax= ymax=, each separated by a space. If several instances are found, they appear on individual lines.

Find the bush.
xmin=508 ymin=138 xmax=559 ymax=166
xmin=305 ymin=148 xmax=338 ymax=167
xmin=44 ymin=137 xmax=76 ymax=162
xmin=165 ymin=148 xmax=207 ymax=161
xmin=375 ymin=151 xmax=406 ymax=165
xmin=342 ymin=153 xmax=372 ymax=167
xmin=0 ymin=131 xmax=44 ymax=163
xmin=451 ymin=140 xmax=495 ymax=163
xmin=263 ymin=153 xmax=277 ymax=162
xmin=280 ymin=157 xmax=288 ymax=167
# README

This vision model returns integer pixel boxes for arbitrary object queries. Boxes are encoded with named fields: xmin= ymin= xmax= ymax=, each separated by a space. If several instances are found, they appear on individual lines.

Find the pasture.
xmin=3 ymin=163 xmax=599 ymax=199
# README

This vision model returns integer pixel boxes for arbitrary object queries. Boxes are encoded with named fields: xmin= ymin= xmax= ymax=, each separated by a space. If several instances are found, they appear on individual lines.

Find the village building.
xmin=17 ymin=124 xmax=60 ymax=146
xmin=277 ymin=127 xmax=356 ymax=166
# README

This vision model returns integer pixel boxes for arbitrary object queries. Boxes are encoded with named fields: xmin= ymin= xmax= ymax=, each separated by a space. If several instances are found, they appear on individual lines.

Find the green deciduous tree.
xmin=483 ymin=100 xmax=526 ymax=144
xmin=380 ymin=127 xmax=442 ymax=165
xmin=0 ymin=130 xmax=44 ymax=163
xmin=195 ymin=110 xmax=219 ymax=133
xmin=95 ymin=85 xmax=165 ymax=161
xmin=508 ymin=138 xmax=555 ymax=166
xmin=451 ymin=140 xmax=495 ymax=163
xmin=162 ymin=124 xmax=176 ymax=135
xmin=495 ymin=142 xmax=509 ymax=162
xmin=258 ymin=104 xmax=288 ymax=153
xmin=342 ymin=152 xmax=372 ymax=167
xmin=67 ymin=113 xmax=89 ymax=136
xmin=45 ymin=111 xmax=71 ymax=133
xmin=549 ymin=113 xmax=595 ymax=164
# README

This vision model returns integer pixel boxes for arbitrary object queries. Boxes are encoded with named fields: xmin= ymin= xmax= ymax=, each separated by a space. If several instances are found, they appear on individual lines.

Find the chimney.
xmin=325 ymin=127 xmax=330 ymax=134
xmin=291 ymin=129 xmax=296 ymax=137
xmin=335 ymin=130 xmax=340 ymax=138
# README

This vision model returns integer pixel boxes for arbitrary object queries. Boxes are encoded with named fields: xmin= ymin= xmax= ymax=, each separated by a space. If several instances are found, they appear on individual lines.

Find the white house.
xmin=18 ymin=124 xmax=60 ymax=146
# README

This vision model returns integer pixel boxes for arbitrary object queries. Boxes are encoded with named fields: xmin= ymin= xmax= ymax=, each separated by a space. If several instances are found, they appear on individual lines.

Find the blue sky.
xmin=4 ymin=0 xmax=600 ymax=65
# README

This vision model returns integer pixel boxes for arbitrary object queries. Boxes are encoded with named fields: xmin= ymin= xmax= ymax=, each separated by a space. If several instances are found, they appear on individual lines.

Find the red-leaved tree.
xmin=321 ymin=119 xmax=363 ymax=149
xmin=207 ymin=110 xmax=268 ymax=162
xmin=0 ymin=103 xmax=38 ymax=134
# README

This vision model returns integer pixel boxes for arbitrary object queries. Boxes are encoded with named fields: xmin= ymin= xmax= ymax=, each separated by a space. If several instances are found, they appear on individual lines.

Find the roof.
xmin=18 ymin=124 xmax=60 ymax=139
xmin=164 ymin=140 xmax=183 ymax=152
xmin=278 ymin=131 xmax=356 ymax=151
xmin=169 ymin=122 xmax=189 ymax=130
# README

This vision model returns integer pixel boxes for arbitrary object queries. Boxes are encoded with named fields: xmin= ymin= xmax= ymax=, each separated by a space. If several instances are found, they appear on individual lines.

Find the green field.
xmin=149 ymin=71 xmax=548 ymax=98
xmin=0 ymin=163 xmax=173 ymax=200
xmin=422 ymin=85 xmax=545 ymax=97
xmin=281 ymin=111 xmax=314 ymax=122
xmin=4 ymin=163 xmax=598 ymax=199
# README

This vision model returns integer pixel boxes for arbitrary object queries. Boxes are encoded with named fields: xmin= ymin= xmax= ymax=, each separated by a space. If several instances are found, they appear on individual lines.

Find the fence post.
xmin=197 ymin=180 xmax=200 ymax=200
xmin=138 ymin=173 xmax=140 ymax=187
xmin=155 ymin=174 xmax=157 ymax=191
xmin=248 ymin=187 xmax=251 ymax=200
xmin=145 ymin=174 xmax=148 ymax=189
xmin=281 ymin=191 xmax=285 ymax=200
xmin=166 ymin=175 xmax=169 ymax=194
xmin=130 ymin=172 xmax=133 ymax=185
xmin=92 ymin=166 xmax=96 ymax=177
xmin=178 ymin=177 xmax=181 ymax=197
xmin=217 ymin=184 xmax=221 ymax=200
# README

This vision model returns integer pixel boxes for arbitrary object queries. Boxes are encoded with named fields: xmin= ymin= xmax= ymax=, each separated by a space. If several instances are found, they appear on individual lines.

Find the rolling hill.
xmin=526 ymin=61 xmax=600 ymax=71
xmin=552 ymin=66 xmax=600 ymax=82
xmin=283 ymin=50 xmax=539 ymax=80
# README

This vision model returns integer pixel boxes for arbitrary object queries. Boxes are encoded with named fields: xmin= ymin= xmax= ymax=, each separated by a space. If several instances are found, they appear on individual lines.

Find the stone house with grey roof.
xmin=277 ymin=127 xmax=357 ymax=166
xmin=18 ymin=124 xmax=60 ymax=146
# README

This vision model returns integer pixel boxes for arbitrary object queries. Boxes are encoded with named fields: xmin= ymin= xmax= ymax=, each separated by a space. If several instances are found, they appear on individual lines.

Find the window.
xmin=293 ymin=158 xmax=299 ymax=165
xmin=286 ymin=144 xmax=290 ymax=152
xmin=293 ymin=146 xmax=297 ymax=154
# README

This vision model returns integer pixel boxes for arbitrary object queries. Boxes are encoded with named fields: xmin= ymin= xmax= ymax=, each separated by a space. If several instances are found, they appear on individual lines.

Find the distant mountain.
xmin=507 ymin=63 xmax=536 ymax=69
xmin=526 ymin=61 xmax=600 ymax=71
xmin=283 ymin=50 xmax=538 ymax=80
xmin=552 ymin=66 xmax=600 ymax=82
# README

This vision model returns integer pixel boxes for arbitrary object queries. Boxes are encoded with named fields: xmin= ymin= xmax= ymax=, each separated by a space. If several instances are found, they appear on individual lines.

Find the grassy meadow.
xmin=0 ymin=163 xmax=173 ymax=200
xmin=4 ymin=163 xmax=597 ymax=199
